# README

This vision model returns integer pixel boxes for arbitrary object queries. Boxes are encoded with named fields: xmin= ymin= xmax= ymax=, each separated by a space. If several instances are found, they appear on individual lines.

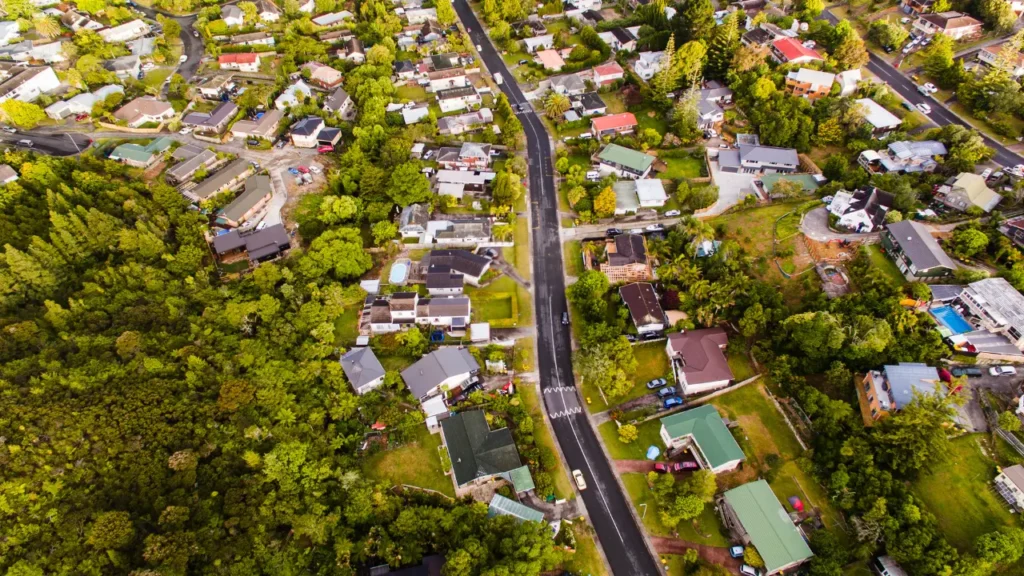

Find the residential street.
xmin=133 ymin=3 xmax=203 ymax=80
xmin=453 ymin=1 xmax=663 ymax=573
xmin=0 ymin=131 xmax=93 ymax=156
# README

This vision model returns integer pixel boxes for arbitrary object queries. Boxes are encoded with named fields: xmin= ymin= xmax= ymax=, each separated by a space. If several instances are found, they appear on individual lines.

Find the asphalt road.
xmin=0 ymin=131 xmax=93 ymax=156
xmin=821 ymin=10 xmax=1024 ymax=167
xmin=133 ymin=3 xmax=203 ymax=80
xmin=452 ymin=2 xmax=661 ymax=574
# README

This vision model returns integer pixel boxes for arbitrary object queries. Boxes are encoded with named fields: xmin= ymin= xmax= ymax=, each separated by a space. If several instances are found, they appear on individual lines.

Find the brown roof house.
xmin=595 ymin=233 xmax=652 ymax=283
xmin=913 ymin=11 xmax=982 ymax=40
xmin=619 ymin=282 xmax=665 ymax=334
xmin=665 ymin=328 xmax=734 ymax=395
xmin=113 ymin=96 xmax=175 ymax=128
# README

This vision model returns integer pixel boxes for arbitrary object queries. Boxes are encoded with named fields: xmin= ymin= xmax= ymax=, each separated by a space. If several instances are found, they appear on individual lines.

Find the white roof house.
xmin=274 ymin=80 xmax=313 ymax=110
xmin=836 ymin=69 xmax=862 ymax=96
xmin=402 ymin=104 xmax=430 ymax=124
xmin=98 ymin=19 xmax=151 ymax=43
xmin=311 ymin=11 xmax=353 ymax=26
xmin=856 ymin=98 xmax=902 ymax=136
xmin=45 ymin=84 xmax=123 ymax=120
xmin=634 ymin=179 xmax=668 ymax=207
xmin=0 ymin=22 xmax=19 ymax=46
xmin=633 ymin=51 xmax=664 ymax=80
xmin=524 ymin=34 xmax=555 ymax=53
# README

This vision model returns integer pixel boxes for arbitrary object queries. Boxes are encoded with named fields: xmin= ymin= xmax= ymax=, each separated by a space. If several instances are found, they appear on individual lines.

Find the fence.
xmin=97 ymin=121 xmax=165 ymax=134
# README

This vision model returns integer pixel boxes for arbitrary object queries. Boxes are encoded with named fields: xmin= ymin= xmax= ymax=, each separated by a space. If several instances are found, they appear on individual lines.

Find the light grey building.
xmin=401 ymin=347 xmax=480 ymax=400
xmin=340 ymin=346 xmax=387 ymax=395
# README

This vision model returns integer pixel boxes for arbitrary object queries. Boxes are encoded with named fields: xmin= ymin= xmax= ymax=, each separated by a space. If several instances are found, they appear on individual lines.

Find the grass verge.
xmin=520 ymin=384 xmax=575 ymax=500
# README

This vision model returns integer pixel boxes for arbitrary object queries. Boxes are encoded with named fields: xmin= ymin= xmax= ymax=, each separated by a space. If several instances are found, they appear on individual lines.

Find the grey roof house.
xmin=401 ymin=347 xmax=480 ymax=400
xmin=718 ymin=142 xmax=799 ymax=173
xmin=859 ymin=362 xmax=944 ymax=422
xmin=217 ymin=174 xmax=273 ymax=228
xmin=182 ymin=101 xmax=238 ymax=133
xmin=400 ymin=203 xmax=430 ymax=238
xmin=882 ymin=220 xmax=956 ymax=280
xmin=340 ymin=346 xmax=387 ymax=394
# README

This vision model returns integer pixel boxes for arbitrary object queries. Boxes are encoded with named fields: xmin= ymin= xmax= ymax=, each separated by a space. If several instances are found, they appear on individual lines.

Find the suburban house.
xmin=433 ymin=169 xmax=496 ymax=199
xmin=0 ymin=164 xmax=18 ymax=184
xmin=403 ymin=103 xmax=431 ymax=124
xmin=771 ymin=37 xmax=823 ymax=64
xmin=857 ymin=363 xmax=944 ymax=422
xmin=488 ymin=494 xmax=545 ymax=523
xmin=323 ymin=87 xmax=354 ymax=118
xmin=612 ymin=179 xmax=667 ymax=214
xmin=741 ymin=27 xmax=775 ymax=47
xmin=403 ymin=7 xmax=436 ymax=24
xmin=166 ymin=149 xmax=217 ymax=184
xmin=620 ymin=282 xmax=665 ymax=334
xmin=523 ymin=34 xmax=554 ymax=53
xmin=427 ymin=67 xmax=467 ymax=91
xmin=592 ymin=61 xmax=625 ymax=85
xmin=934 ymin=172 xmax=1001 ymax=213
xmin=113 ymin=97 xmax=175 ymax=128
xmin=608 ymin=27 xmax=638 ymax=51
xmin=1000 ymin=215 xmax=1024 ymax=249
xmin=340 ymin=346 xmax=386 ymax=395
xmin=399 ymin=203 xmax=430 ymax=239
xmin=219 ymin=53 xmax=261 ymax=73
xmin=311 ymin=10 xmax=353 ymax=26
xmin=430 ymin=52 xmax=461 ymax=71
xmin=216 ymin=174 xmax=274 ymax=228
xmin=836 ymin=69 xmax=862 ymax=96
xmin=956 ymin=278 xmax=1024 ymax=349
xmin=697 ymin=93 xmax=725 ymax=130
xmin=437 ymin=108 xmax=493 ymax=135
xmin=858 ymin=140 xmax=947 ymax=174
xmin=785 ymin=68 xmax=835 ymax=101
xmin=426 ymin=270 xmax=465 ymax=295
xmin=913 ymin=11 xmax=982 ymax=40
xmin=720 ymin=480 xmax=814 ymax=575
xmin=230 ymin=31 xmax=275 ymax=46
xmin=827 ymin=187 xmax=894 ymax=232
xmin=595 ymin=233 xmax=652 ymax=282
xmin=994 ymin=464 xmax=1024 ymax=512
xmin=45 ymin=84 xmax=123 ymax=120
xmin=659 ymin=405 xmax=745 ymax=473
xmin=275 ymin=79 xmax=314 ymax=110
xmin=536 ymin=49 xmax=566 ymax=71
xmin=431 ymin=219 xmax=492 ymax=244
xmin=665 ymin=328 xmax=733 ymax=395
xmin=881 ymin=220 xmax=956 ymax=280
xmin=303 ymin=61 xmax=343 ymax=88
xmin=105 ymin=55 xmax=141 ymax=80
xmin=220 ymin=4 xmax=244 ymax=26
xmin=440 ymin=410 xmax=533 ymax=491
xmin=189 ymin=159 xmax=254 ymax=201
xmin=437 ymin=142 xmax=491 ymax=170
xmin=394 ymin=59 xmax=417 ymax=80
xmin=108 ymin=137 xmax=172 ymax=168
xmin=196 ymin=75 xmax=232 ymax=100
xmin=633 ymin=51 xmax=664 ymax=80
xmin=856 ymin=98 xmax=903 ymax=138
xmin=401 ymin=347 xmax=479 ymax=400
xmin=718 ymin=141 xmax=799 ymax=173
xmin=571 ymin=92 xmax=607 ymax=116
xmin=339 ymin=38 xmax=365 ymax=63
xmin=182 ymin=101 xmax=238 ymax=134
xmin=436 ymin=85 xmax=481 ymax=113
xmin=370 ymin=293 xmax=472 ymax=333
xmin=421 ymin=249 xmax=492 ymax=285
xmin=597 ymin=144 xmax=655 ymax=179
xmin=700 ymin=81 xmax=733 ymax=105
xmin=211 ymin=223 xmax=291 ymax=266
xmin=0 ymin=65 xmax=59 ymax=103
xmin=419 ymin=19 xmax=445 ymax=42
xmin=298 ymin=0 xmax=315 ymax=12
xmin=289 ymin=116 xmax=325 ymax=148
xmin=591 ymin=112 xmax=638 ymax=138
xmin=979 ymin=42 xmax=1024 ymax=76
xmin=231 ymin=109 xmax=284 ymax=141
xmin=256 ymin=0 xmax=281 ymax=21
xmin=98 ymin=19 xmax=150 ymax=43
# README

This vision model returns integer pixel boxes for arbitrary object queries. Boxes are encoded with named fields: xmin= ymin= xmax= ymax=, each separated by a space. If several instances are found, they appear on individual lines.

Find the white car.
xmin=629 ymin=228 xmax=644 ymax=234
xmin=645 ymin=223 xmax=664 ymax=231
xmin=179 ymin=54 xmax=188 ymax=63
xmin=179 ymin=127 xmax=192 ymax=135
xmin=915 ymin=103 xmax=932 ymax=114
xmin=664 ymin=210 xmax=681 ymax=217
xmin=572 ymin=469 xmax=587 ymax=491
xmin=923 ymin=82 xmax=937 ymax=93
xmin=1011 ymin=164 xmax=1024 ymax=177
xmin=309 ymin=165 xmax=322 ymax=174
xmin=141 ymin=62 xmax=156 ymax=71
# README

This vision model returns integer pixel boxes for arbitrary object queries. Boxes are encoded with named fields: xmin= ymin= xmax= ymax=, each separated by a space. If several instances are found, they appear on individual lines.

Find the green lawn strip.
xmin=362 ymin=425 xmax=455 ymax=497
xmin=564 ymin=521 xmax=609 ymax=576
xmin=633 ymin=106 xmax=668 ymax=136
xmin=514 ymin=336 xmax=536 ymax=373
xmin=863 ymin=244 xmax=906 ymax=286
xmin=143 ymin=68 xmax=173 ymax=89
xmin=564 ymin=240 xmax=583 ymax=277
xmin=333 ymin=307 xmax=361 ymax=346
xmin=396 ymin=84 xmax=428 ymax=102
xmin=658 ymin=156 xmax=703 ymax=179
xmin=711 ymin=383 xmax=802 ymax=460
xmin=598 ymin=419 xmax=665 ymax=460
xmin=513 ymin=218 xmax=531 ymax=281
xmin=623 ymin=472 xmax=673 ymax=536
xmin=633 ymin=341 xmax=672 ymax=387
xmin=726 ymin=347 xmax=756 ymax=382
xmin=676 ymin=504 xmax=730 ymax=547
xmin=519 ymin=384 xmax=575 ymax=500
xmin=567 ymin=153 xmax=592 ymax=171
xmin=378 ymin=354 xmax=416 ymax=373
xmin=912 ymin=434 xmax=1016 ymax=550
xmin=473 ymin=295 xmax=514 ymax=322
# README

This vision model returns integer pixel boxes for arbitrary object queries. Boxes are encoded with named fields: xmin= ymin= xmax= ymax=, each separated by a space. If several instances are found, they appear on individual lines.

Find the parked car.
xmin=179 ymin=126 xmax=192 ymax=135
xmin=606 ymin=228 xmax=623 ymax=237
xmin=676 ymin=461 xmax=699 ymax=470
xmin=625 ymin=334 xmax=638 ymax=342
xmin=288 ymin=167 xmax=300 ymax=175
xmin=740 ymin=565 xmax=761 ymax=576
xmin=141 ymin=62 xmax=155 ymax=71
xmin=275 ymin=139 xmax=286 ymax=149
xmin=665 ymin=210 xmax=681 ymax=217
xmin=74 ymin=113 xmax=89 ymax=121
xmin=586 ymin=170 xmax=600 ymax=181
xmin=518 ymin=59 xmax=529 ymax=65
xmin=730 ymin=545 xmax=746 ymax=559
xmin=1 ymin=126 xmax=15 ymax=133
xmin=654 ymin=462 xmax=669 ymax=473
xmin=991 ymin=366 xmax=1018 ymax=376
xmin=646 ymin=378 xmax=667 ymax=390
xmin=179 ymin=54 xmax=188 ymax=63
xmin=923 ymin=82 xmax=937 ymax=93
xmin=641 ymin=331 xmax=664 ymax=340
xmin=951 ymin=367 xmax=983 ymax=377
xmin=901 ymin=101 xmax=914 ymax=111
xmin=645 ymin=223 xmax=664 ymax=232
xmin=663 ymin=396 xmax=684 ymax=409
xmin=573 ymin=469 xmax=587 ymax=490
xmin=657 ymin=386 xmax=676 ymax=398
xmin=317 ymin=144 xmax=334 ymax=153
xmin=297 ymin=166 xmax=310 ymax=174
xmin=309 ymin=165 xmax=322 ymax=174
xmin=246 ymin=139 xmax=260 ymax=146
xmin=562 ymin=311 xmax=569 ymax=325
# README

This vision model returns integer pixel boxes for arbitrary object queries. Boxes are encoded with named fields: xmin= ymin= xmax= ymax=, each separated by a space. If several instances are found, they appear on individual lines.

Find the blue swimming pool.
xmin=389 ymin=261 xmax=409 ymax=285
xmin=931 ymin=305 xmax=972 ymax=334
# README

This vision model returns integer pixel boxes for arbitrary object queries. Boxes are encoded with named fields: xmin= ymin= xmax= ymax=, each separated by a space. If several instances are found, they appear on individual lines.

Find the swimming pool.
xmin=389 ymin=259 xmax=410 ymax=285
xmin=931 ymin=305 xmax=972 ymax=334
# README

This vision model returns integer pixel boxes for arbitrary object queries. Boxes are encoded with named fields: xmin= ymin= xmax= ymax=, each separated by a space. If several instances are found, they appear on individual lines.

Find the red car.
xmin=674 ymin=461 xmax=699 ymax=471
xmin=74 ymin=113 xmax=89 ymax=121
xmin=653 ymin=463 xmax=669 ymax=473
xmin=296 ymin=166 xmax=310 ymax=174
xmin=317 ymin=144 xmax=334 ymax=153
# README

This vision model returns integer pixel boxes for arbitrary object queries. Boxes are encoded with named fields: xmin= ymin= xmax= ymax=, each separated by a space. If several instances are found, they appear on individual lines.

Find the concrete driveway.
xmin=704 ymin=159 xmax=756 ymax=217
xmin=801 ymin=206 xmax=880 ymax=242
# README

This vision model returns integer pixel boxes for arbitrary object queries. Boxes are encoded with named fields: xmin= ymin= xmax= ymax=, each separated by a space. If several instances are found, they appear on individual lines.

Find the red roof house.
xmin=593 ymin=62 xmax=625 ymax=85
xmin=770 ymin=38 xmax=823 ymax=65
xmin=219 ymin=52 xmax=261 ymax=71
xmin=591 ymin=112 xmax=638 ymax=137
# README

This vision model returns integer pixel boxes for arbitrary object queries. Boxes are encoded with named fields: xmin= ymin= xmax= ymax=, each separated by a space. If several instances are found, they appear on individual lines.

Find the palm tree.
xmin=543 ymin=92 xmax=570 ymax=120
xmin=34 ymin=16 xmax=60 ymax=39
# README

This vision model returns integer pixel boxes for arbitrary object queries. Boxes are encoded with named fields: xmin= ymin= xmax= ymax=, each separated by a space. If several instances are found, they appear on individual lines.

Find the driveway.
xmin=704 ymin=158 xmax=756 ymax=217
xmin=800 ymin=206 xmax=880 ymax=242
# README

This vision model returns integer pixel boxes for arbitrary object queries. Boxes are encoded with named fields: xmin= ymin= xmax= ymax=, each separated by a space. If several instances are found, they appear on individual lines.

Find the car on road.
xmin=288 ymin=167 xmax=300 ymax=175
xmin=915 ymin=103 xmax=932 ymax=114
xmin=990 ymin=366 xmax=1017 ymax=376
xmin=656 ymin=386 xmax=676 ymax=398
xmin=646 ymin=378 xmax=667 ymax=390
xmin=645 ymin=223 xmax=664 ymax=231
xmin=901 ymin=101 xmax=914 ymax=111
xmin=572 ymin=469 xmax=587 ymax=490
xmin=17 ymin=139 xmax=32 ymax=147
xmin=951 ymin=367 xmax=983 ymax=377
xmin=494 ymin=72 xmax=503 ymax=85
xmin=729 ymin=546 xmax=745 ymax=559
xmin=664 ymin=210 xmax=681 ymax=217
xmin=475 ymin=44 xmax=482 ymax=51
xmin=74 ymin=113 xmax=89 ymax=121
xmin=663 ymin=396 xmax=684 ymax=409
xmin=606 ymin=228 xmax=623 ymax=237
xmin=193 ymin=30 xmax=199 ymax=37
xmin=179 ymin=55 xmax=188 ymax=63
xmin=1 ymin=126 xmax=15 ymax=133
xmin=629 ymin=228 xmax=644 ymax=234
xmin=317 ymin=144 xmax=334 ymax=153
xmin=179 ymin=126 xmax=192 ymax=135
xmin=562 ymin=311 xmax=569 ymax=325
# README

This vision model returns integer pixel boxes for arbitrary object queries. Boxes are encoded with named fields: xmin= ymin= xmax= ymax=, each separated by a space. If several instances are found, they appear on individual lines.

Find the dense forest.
xmin=0 ymin=152 xmax=560 ymax=575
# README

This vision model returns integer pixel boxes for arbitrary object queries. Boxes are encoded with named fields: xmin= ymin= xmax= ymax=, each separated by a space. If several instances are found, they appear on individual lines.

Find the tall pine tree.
xmin=676 ymin=0 xmax=714 ymax=43
xmin=705 ymin=11 xmax=742 ymax=79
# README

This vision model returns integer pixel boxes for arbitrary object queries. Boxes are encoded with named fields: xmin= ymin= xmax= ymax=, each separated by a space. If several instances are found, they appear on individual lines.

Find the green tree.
xmin=33 ymin=16 xmax=60 ymax=38
xmin=543 ymin=92 xmax=571 ymax=119
xmin=831 ymin=28 xmax=869 ymax=70
xmin=618 ymin=424 xmax=638 ymax=443
xmin=873 ymin=392 xmax=956 ymax=476
xmin=705 ymin=12 xmax=742 ymax=79
xmin=923 ymin=33 xmax=955 ymax=84
xmin=0 ymin=100 xmax=45 ymax=129
xmin=299 ymin=227 xmax=373 ymax=280
xmin=387 ymin=162 xmax=431 ymax=206
xmin=491 ymin=170 xmax=524 ymax=207
xmin=869 ymin=19 xmax=909 ymax=50
xmin=677 ymin=0 xmax=714 ymax=43
xmin=436 ymin=0 xmax=456 ymax=26
xmin=593 ymin=186 xmax=617 ymax=217
xmin=651 ymin=33 xmax=679 ymax=98
xmin=949 ymin=227 xmax=989 ymax=259
xmin=976 ymin=528 xmax=1024 ymax=565
xmin=999 ymin=411 xmax=1022 ymax=432
xmin=371 ymin=220 xmax=398 ymax=246
xmin=318 ymin=195 xmax=361 ymax=224
xmin=88 ymin=511 xmax=136 ymax=550
xmin=744 ymin=546 xmax=765 ymax=568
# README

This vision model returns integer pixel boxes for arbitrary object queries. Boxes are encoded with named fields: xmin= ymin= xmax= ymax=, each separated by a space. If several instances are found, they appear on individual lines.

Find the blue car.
xmin=663 ymin=396 xmax=683 ymax=409
xmin=288 ymin=167 xmax=300 ymax=175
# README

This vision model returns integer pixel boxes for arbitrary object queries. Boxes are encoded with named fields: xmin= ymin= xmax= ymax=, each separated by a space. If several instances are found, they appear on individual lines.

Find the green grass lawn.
xmin=913 ymin=434 xmax=1017 ymax=550
xmin=564 ymin=240 xmax=583 ymax=277
xmin=658 ymin=156 xmax=704 ymax=179
xmin=601 ymin=92 xmax=627 ymax=114
xmin=621 ymin=473 xmax=729 ymax=545
xmin=396 ymin=84 xmax=428 ymax=102
xmin=474 ymin=295 xmax=513 ymax=322
xmin=633 ymin=106 xmax=668 ymax=136
xmin=863 ymin=244 xmax=906 ymax=286
xmin=598 ymin=419 xmax=665 ymax=460
xmin=362 ymin=425 xmax=455 ymax=497
xmin=579 ymin=341 xmax=669 ymax=413
xmin=726 ymin=347 xmax=757 ymax=382
xmin=143 ymin=68 xmax=173 ymax=89
xmin=333 ymin=306 xmax=361 ymax=346
xmin=519 ymin=384 xmax=575 ymax=500
xmin=563 ymin=521 xmax=609 ymax=576
xmin=378 ymin=354 xmax=416 ymax=373
xmin=466 ymin=276 xmax=530 ymax=327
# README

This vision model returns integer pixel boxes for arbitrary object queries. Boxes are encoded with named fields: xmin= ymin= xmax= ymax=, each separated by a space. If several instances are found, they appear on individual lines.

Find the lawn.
xmin=143 ymin=68 xmax=173 ymax=89
xmin=658 ymin=155 xmax=704 ymax=179
xmin=598 ymin=419 xmax=665 ymax=460
xmin=579 ymin=340 xmax=670 ymax=413
xmin=601 ymin=92 xmax=627 ymax=114
xmin=333 ymin=306 xmax=361 ymax=346
xmin=863 ymin=244 xmax=906 ymax=286
xmin=563 ymin=521 xmax=609 ymax=576
xmin=473 ymin=295 xmax=513 ymax=322
xmin=912 ymin=434 xmax=1017 ymax=550
xmin=564 ymin=240 xmax=583 ymax=277
xmin=622 ymin=473 xmax=729 ymax=545
xmin=396 ymin=84 xmax=428 ymax=102
xmin=465 ymin=276 xmax=529 ymax=327
xmin=362 ymin=425 xmax=455 ymax=497
xmin=633 ymin=106 xmax=668 ymax=136
xmin=514 ymin=337 xmax=535 ymax=373
xmin=726 ymin=347 xmax=757 ymax=382
xmin=378 ymin=354 xmax=416 ymax=373
xmin=519 ymin=384 xmax=575 ymax=500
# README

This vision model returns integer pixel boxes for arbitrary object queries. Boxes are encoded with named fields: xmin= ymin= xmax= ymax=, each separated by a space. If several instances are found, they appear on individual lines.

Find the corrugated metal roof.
xmin=723 ymin=480 xmax=813 ymax=573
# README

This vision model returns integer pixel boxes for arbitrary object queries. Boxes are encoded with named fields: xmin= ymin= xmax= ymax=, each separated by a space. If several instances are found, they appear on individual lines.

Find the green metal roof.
xmin=440 ymin=410 xmax=522 ymax=487
xmin=487 ymin=494 xmax=544 ymax=523
xmin=507 ymin=465 xmax=535 ymax=493
xmin=723 ymin=480 xmax=813 ymax=573
xmin=598 ymin=144 xmax=655 ymax=172
xmin=759 ymin=173 xmax=819 ymax=193
xmin=145 ymin=137 xmax=173 ymax=153
xmin=109 ymin=143 xmax=153 ymax=163
xmin=660 ymin=404 xmax=744 ymax=469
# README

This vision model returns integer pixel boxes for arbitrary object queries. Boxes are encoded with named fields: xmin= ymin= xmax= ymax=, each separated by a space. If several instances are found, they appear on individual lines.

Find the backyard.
xmin=862 ymin=244 xmax=906 ymax=286
xmin=622 ymin=473 xmax=729 ymax=545
xmin=657 ymin=154 xmax=704 ymax=179
xmin=396 ymin=84 xmax=428 ymax=102
xmin=362 ymin=425 xmax=455 ymax=498
xmin=564 ymin=240 xmax=583 ymax=277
